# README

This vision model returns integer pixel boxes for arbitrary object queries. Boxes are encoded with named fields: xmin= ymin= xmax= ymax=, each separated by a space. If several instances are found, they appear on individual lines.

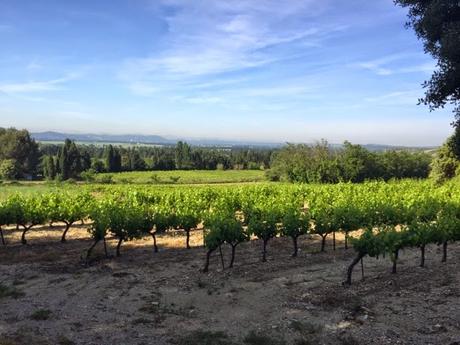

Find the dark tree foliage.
xmin=123 ymin=148 xmax=147 ymax=171
xmin=39 ymin=142 xmax=272 ymax=172
xmin=80 ymin=150 xmax=92 ymax=171
xmin=104 ymin=145 xmax=122 ymax=172
xmin=175 ymin=141 xmax=193 ymax=170
xmin=0 ymin=127 xmax=40 ymax=177
xmin=57 ymin=139 xmax=83 ymax=179
xmin=395 ymin=0 xmax=460 ymax=123
xmin=42 ymin=155 xmax=56 ymax=180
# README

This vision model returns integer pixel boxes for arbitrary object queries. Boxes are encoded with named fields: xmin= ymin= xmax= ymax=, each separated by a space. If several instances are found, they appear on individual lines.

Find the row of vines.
xmin=1 ymin=180 xmax=460 ymax=284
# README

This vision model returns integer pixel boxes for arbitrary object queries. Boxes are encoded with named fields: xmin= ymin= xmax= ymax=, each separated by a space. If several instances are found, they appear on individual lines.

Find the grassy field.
xmin=0 ymin=169 xmax=268 ymax=199
xmin=97 ymin=169 xmax=266 ymax=184
xmin=0 ymin=182 xmax=80 ymax=199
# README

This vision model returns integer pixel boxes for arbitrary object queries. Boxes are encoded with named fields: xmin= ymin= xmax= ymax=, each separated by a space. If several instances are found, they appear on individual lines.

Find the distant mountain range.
xmin=32 ymin=131 xmax=171 ymax=145
xmin=31 ymin=131 xmax=283 ymax=148
xmin=31 ymin=131 xmax=436 ymax=151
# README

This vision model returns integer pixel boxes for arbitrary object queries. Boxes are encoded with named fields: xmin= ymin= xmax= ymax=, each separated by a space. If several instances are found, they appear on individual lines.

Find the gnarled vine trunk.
xmin=442 ymin=241 xmax=447 ymax=262
xmin=103 ymin=237 xmax=109 ymax=258
xmin=85 ymin=239 xmax=100 ymax=266
xmin=203 ymin=248 xmax=215 ymax=273
xmin=262 ymin=239 xmax=268 ymax=262
xmin=420 ymin=245 xmax=425 ymax=267
xmin=21 ymin=225 xmax=33 ymax=245
xmin=229 ymin=244 xmax=237 ymax=268
xmin=291 ymin=236 xmax=298 ymax=257
xmin=185 ymin=229 xmax=191 ymax=249
xmin=61 ymin=222 xmax=73 ymax=243
xmin=320 ymin=234 xmax=327 ymax=252
xmin=344 ymin=252 xmax=366 ymax=285
xmin=151 ymin=232 xmax=158 ymax=252
xmin=392 ymin=249 xmax=399 ymax=274
xmin=116 ymin=237 xmax=124 ymax=257
xmin=0 ymin=226 xmax=5 ymax=245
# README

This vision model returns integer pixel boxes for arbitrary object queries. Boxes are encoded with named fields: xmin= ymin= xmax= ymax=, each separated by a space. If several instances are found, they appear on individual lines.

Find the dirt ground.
xmin=0 ymin=225 xmax=459 ymax=345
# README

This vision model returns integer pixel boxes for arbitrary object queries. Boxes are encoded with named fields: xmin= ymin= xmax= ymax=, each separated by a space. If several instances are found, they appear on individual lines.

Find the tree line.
xmin=4 ymin=126 xmax=460 ymax=184
xmin=267 ymin=140 xmax=433 ymax=183
xmin=0 ymin=128 xmax=273 ymax=180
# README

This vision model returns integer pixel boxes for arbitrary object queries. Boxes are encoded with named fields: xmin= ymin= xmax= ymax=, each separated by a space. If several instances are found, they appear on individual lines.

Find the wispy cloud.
xmin=364 ymin=89 xmax=422 ymax=106
xmin=0 ymin=72 xmax=82 ymax=94
xmin=120 ymin=0 xmax=344 ymax=95
xmin=353 ymin=54 xmax=436 ymax=76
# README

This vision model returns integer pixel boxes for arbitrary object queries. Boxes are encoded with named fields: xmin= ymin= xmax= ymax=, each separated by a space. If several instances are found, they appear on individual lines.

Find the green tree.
xmin=281 ymin=209 xmax=310 ymax=257
xmin=339 ymin=141 xmax=379 ymax=182
xmin=395 ymin=0 xmax=460 ymax=124
xmin=57 ymin=139 xmax=82 ymax=179
xmin=0 ymin=127 xmax=40 ymax=177
xmin=430 ymin=135 xmax=459 ymax=182
xmin=0 ymin=159 xmax=20 ymax=180
xmin=42 ymin=155 xmax=56 ymax=180
xmin=104 ymin=145 xmax=121 ymax=172
xmin=175 ymin=141 xmax=193 ymax=170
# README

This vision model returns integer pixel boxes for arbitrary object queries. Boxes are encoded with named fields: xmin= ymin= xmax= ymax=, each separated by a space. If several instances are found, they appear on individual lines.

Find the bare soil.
xmin=0 ymin=225 xmax=459 ymax=345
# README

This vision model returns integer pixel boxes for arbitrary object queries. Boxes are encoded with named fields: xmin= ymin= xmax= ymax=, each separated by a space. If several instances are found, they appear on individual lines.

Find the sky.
xmin=0 ymin=0 xmax=455 ymax=146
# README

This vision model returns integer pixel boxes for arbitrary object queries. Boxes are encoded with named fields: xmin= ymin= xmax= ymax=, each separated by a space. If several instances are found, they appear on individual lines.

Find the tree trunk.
xmin=442 ymin=241 xmax=447 ymax=263
xmin=218 ymin=245 xmax=225 ymax=269
xmin=420 ymin=245 xmax=425 ymax=267
xmin=203 ymin=248 xmax=215 ymax=273
xmin=61 ymin=222 xmax=72 ymax=243
xmin=333 ymin=231 xmax=336 ymax=251
xmin=361 ymin=257 xmax=364 ymax=280
xmin=320 ymin=235 xmax=327 ymax=252
xmin=0 ymin=226 xmax=5 ymax=245
xmin=292 ymin=236 xmax=298 ymax=257
xmin=345 ymin=232 xmax=348 ymax=250
xmin=103 ymin=237 xmax=108 ymax=258
xmin=185 ymin=229 xmax=191 ymax=249
xmin=116 ymin=238 xmax=123 ymax=257
xmin=392 ymin=249 xmax=399 ymax=274
xmin=85 ymin=239 xmax=100 ymax=266
xmin=21 ymin=225 xmax=32 ymax=245
xmin=229 ymin=244 xmax=237 ymax=268
xmin=151 ymin=233 xmax=158 ymax=253
xmin=344 ymin=252 xmax=366 ymax=285
xmin=262 ymin=239 xmax=268 ymax=262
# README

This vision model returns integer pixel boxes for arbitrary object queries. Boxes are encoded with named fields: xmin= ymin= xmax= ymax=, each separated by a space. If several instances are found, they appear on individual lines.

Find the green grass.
xmin=0 ymin=181 xmax=80 ymax=199
xmin=97 ymin=169 xmax=266 ymax=184
xmin=0 ymin=170 xmax=268 ymax=199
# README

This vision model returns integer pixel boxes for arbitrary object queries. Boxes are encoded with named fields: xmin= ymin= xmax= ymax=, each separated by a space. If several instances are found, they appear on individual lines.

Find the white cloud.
xmin=0 ymin=72 xmax=83 ymax=94
xmin=120 ymin=0 xmax=343 ymax=94
xmin=0 ymin=80 xmax=62 ymax=93
xmin=364 ymin=90 xmax=422 ymax=105
xmin=353 ymin=54 xmax=436 ymax=76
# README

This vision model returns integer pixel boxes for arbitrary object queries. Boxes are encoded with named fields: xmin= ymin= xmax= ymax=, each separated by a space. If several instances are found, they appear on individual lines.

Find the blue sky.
xmin=0 ymin=0 xmax=454 ymax=145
